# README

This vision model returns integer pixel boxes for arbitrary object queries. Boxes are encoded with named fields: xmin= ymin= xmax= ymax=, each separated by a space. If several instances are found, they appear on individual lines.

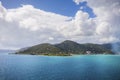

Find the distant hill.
xmin=55 ymin=40 xmax=85 ymax=54
xmin=16 ymin=40 xmax=114 ymax=56
xmin=111 ymin=42 xmax=120 ymax=54
xmin=0 ymin=49 xmax=15 ymax=55
xmin=0 ymin=49 xmax=15 ymax=53
xmin=17 ymin=43 xmax=62 ymax=55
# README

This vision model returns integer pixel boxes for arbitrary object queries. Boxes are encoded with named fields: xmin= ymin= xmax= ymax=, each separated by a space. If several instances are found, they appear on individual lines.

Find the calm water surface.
xmin=0 ymin=52 xmax=120 ymax=80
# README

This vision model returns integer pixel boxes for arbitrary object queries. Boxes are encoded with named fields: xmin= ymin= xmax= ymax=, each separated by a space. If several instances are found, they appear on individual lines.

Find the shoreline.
xmin=10 ymin=53 xmax=116 ymax=57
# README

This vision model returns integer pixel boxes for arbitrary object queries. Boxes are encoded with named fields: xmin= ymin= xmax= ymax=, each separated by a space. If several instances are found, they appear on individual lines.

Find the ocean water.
xmin=0 ymin=53 xmax=120 ymax=80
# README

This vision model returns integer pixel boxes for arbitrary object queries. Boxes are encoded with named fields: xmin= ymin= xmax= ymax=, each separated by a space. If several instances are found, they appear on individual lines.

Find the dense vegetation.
xmin=16 ymin=40 xmax=114 ymax=56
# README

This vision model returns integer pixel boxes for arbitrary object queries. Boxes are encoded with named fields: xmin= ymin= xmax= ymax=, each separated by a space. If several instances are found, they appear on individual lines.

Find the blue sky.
xmin=0 ymin=0 xmax=95 ymax=17
xmin=0 ymin=0 xmax=119 ymax=49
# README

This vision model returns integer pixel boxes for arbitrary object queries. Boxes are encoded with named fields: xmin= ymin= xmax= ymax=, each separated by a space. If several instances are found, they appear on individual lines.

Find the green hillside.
xmin=16 ymin=40 xmax=114 ymax=56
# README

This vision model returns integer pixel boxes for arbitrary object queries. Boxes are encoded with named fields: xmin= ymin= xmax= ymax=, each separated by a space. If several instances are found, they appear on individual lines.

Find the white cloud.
xmin=48 ymin=37 xmax=54 ymax=41
xmin=0 ymin=0 xmax=120 ymax=49
xmin=0 ymin=2 xmax=6 ymax=19
xmin=73 ymin=0 xmax=120 ymax=42
xmin=0 ymin=3 xmax=72 ymax=49
xmin=5 ymin=5 xmax=70 ymax=31
xmin=59 ymin=10 xmax=96 ymax=37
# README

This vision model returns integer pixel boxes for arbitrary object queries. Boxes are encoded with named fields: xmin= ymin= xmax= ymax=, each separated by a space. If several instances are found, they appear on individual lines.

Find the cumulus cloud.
xmin=74 ymin=0 xmax=120 ymax=42
xmin=0 ymin=0 xmax=120 ymax=49
xmin=0 ymin=3 xmax=70 ymax=49
xmin=59 ymin=10 xmax=96 ymax=37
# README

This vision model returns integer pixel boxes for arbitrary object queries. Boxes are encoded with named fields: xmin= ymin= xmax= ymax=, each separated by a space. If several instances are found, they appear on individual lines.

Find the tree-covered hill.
xmin=16 ymin=40 xmax=114 ymax=56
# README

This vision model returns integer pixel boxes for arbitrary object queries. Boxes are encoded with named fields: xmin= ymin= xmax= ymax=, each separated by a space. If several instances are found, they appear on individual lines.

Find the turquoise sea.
xmin=0 ymin=52 xmax=120 ymax=80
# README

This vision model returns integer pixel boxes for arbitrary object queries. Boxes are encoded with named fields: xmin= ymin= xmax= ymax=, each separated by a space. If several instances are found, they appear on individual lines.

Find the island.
xmin=16 ymin=40 xmax=114 ymax=56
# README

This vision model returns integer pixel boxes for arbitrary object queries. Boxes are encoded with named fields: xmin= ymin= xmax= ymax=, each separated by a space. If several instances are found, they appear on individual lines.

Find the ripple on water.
xmin=0 ymin=54 xmax=120 ymax=80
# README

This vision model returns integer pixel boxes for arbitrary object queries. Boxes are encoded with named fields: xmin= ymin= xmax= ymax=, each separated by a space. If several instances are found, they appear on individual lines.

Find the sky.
xmin=0 ymin=0 xmax=95 ymax=17
xmin=0 ymin=0 xmax=120 ymax=49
